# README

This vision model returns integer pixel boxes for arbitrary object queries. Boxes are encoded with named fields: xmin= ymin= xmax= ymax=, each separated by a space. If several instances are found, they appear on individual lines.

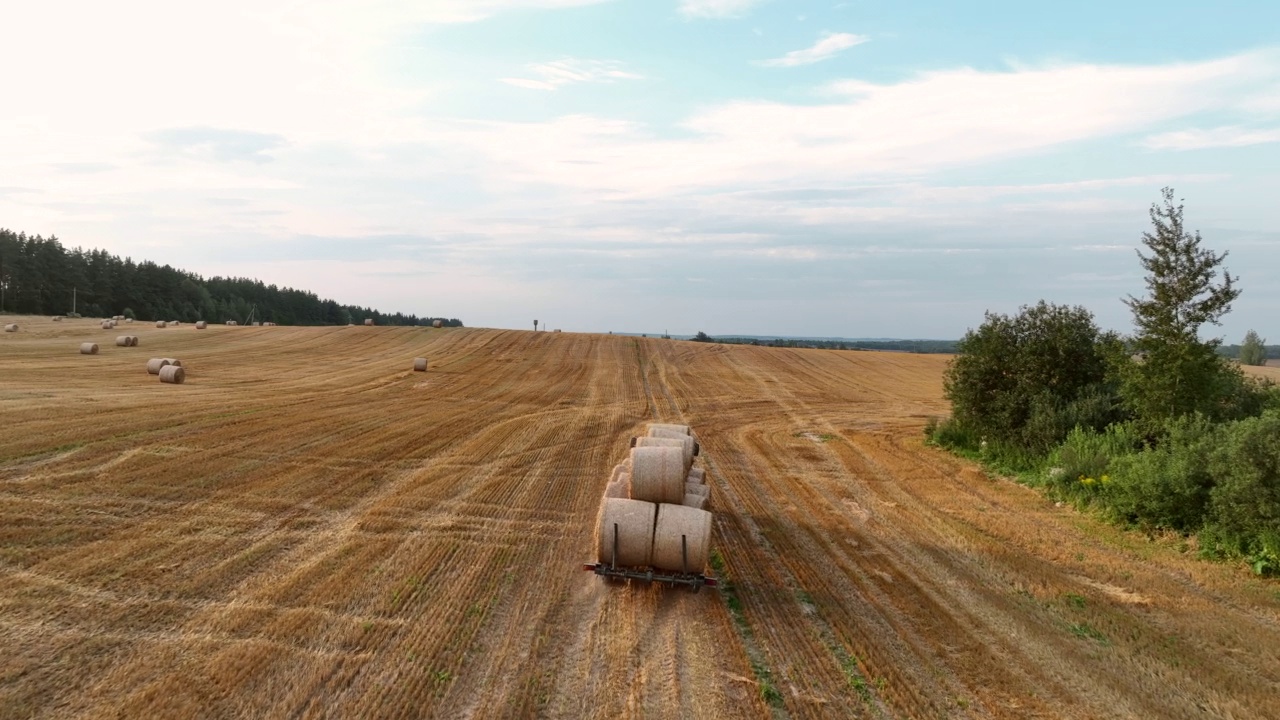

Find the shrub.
xmin=1202 ymin=410 xmax=1280 ymax=575
xmin=1044 ymin=422 xmax=1142 ymax=502
xmin=1104 ymin=414 xmax=1217 ymax=531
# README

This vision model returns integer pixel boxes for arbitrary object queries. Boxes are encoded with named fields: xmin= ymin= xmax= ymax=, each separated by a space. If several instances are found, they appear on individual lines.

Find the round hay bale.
xmin=125 ymin=317 xmax=133 ymax=323
xmin=603 ymin=478 xmax=629 ymax=499
xmin=146 ymin=358 xmax=171 ymax=374
xmin=129 ymin=336 xmax=139 ymax=347
xmin=159 ymin=365 xmax=185 ymax=384
xmin=196 ymin=321 xmax=207 ymax=329
xmin=3 ymin=324 xmax=17 ymax=332
xmin=226 ymin=320 xmax=238 ymax=326
xmin=683 ymin=493 xmax=708 ymax=511
xmin=364 ymin=319 xmax=374 ymax=326
xmin=115 ymin=335 xmax=131 ymax=347
xmin=52 ymin=316 xmax=62 ymax=322
xmin=432 ymin=319 xmax=443 ymax=328
xmin=413 ymin=357 xmax=428 ymax=372
xmin=634 ymin=436 xmax=694 ymax=472
xmin=609 ymin=463 xmax=627 ymax=484
xmin=628 ymin=446 xmax=684 ymax=504
xmin=687 ymin=466 xmax=706 ymax=483
xmin=649 ymin=426 xmax=693 ymax=441
xmin=165 ymin=358 xmax=183 ymax=368
xmin=79 ymin=342 xmax=99 ymax=355
xmin=685 ymin=482 xmax=710 ymax=498
xmin=651 ymin=504 xmax=712 ymax=573
xmin=595 ymin=498 xmax=656 ymax=566
xmin=155 ymin=321 xmax=167 ymax=328
xmin=648 ymin=423 xmax=690 ymax=436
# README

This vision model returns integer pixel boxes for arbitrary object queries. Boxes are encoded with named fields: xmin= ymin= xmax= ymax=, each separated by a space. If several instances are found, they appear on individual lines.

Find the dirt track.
xmin=2 ymin=317 xmax=1278 ymax=719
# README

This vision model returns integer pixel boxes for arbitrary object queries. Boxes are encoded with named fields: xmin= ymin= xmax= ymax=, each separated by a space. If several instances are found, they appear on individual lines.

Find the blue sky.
xmin=2 ymin=0 xmax=1278 ymax=338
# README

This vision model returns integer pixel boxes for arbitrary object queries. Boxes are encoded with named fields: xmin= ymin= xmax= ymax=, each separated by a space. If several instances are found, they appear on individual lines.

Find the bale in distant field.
xmin=129 ymin=336 xmax=139 ymax=347
xmin=413 ymin=357 xmax=428 ymax=372
xmin=100 ymin=321 xmax=112 ymax=329
xmin=603 ymin=479 xmax=629 ymax=499
xmin=196 ymin=321 xmax=207 ymax=329
xmin=364 ymin=319 xmax=374 ymax=326
xmin=146 ymin=358 xmax=171 ymax=374
xmin=648 ymin=423 xmax=690 ymax=436
xmin=432 ymin=320 xmax=443 ymax=328
xmin=159 ymin=365 xmax=185 ymax=384
xmin=165 ymin=358 xmax=183 ymax=367
xmin=595 ymin=498 xmax=656 ymax=566
xmin=685 ymin=482 xmax=709 ymax=498
xmin=629 ymin=446 xmax=685 ymax=504
xmin=52 ymin=316 xmax=62 ymax=322
xmin=3 ymin=324 xmax=16 ymax=332
xmin=156 ymin=321 xmax=167 ymax=328
xmin=115 ymin=336 xmax=131 ymax=347
xmin=79 ymin=343 xmax=98 ymax=355
xmin=226 ymin=320 xmax=238 ymax=326
xmin=651 ymin=504 xmax=712 ymax=573
xmin=687 ymin=466 xmax=706 ymax=483
xmin=125 ymin=318 xmax=133 ymax=323
xmin=683 ymin=493 xmax=708 ymax=510
xmin=634 ymin=436 xmax=695 ymax=472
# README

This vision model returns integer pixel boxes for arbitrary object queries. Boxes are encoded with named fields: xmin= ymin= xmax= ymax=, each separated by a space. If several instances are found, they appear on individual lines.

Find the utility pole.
xmin=72 ymin=287 xmax=76 ymax=315
xmin=534 ymin=319 xmax=538 ymax=332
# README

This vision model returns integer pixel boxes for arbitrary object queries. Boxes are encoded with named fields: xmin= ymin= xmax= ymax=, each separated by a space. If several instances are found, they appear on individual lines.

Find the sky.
xmin=2 ymin=0 xmax=1278 ymax=338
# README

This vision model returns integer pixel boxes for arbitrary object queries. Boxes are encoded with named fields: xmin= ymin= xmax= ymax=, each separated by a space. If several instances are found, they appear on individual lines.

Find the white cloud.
xmin=758 ymin=32 xmax=868 ymax=67
xmin=500 ymin=59 xmax=643 ymax=91
xmin=678 ymin=0 xmax=766 ymax=19
xmin=1143 ymin=125 xmax=1280 ymax=150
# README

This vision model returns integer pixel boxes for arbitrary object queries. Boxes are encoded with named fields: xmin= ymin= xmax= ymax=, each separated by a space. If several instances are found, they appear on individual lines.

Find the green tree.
xmin=691 ymin=331 xmax=713 ymax=342
xmin=1120 ymin=188 xmax=1242 ymax=425
xmin=1240 ymin=330 xmax=1268 ymax=366
xmin=943 ymin=301 xmax=1123 ymax=452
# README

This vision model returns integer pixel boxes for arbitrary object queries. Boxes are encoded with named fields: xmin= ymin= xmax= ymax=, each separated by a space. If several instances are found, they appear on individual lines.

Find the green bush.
xmin=1104 ymin=414 xmax=1217 ymax=531
xmin=927 ymin=417 xmax=981 ymax=453
xmin=1202 ymin=410 xmax=1280 ymax=575
xmin=1044 ymin=422 xmax=1142 ymax=502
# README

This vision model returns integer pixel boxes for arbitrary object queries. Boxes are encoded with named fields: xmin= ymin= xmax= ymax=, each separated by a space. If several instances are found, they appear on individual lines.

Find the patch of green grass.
xmin=752 ymin=659 xmax=783 ymax=707
xmin=1064 ymin=593 xmax=1087 ymax=609
xmin=1070 ymin=623 xmax=1109 ymax=644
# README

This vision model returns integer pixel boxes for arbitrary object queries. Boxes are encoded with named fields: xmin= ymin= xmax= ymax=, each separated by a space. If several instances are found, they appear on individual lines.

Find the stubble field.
xmin=2 ymin=315 xmax=1278 ymax=719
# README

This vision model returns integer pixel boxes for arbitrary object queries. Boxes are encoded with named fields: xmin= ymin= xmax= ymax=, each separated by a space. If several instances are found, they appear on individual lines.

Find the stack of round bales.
xmin=594 ymin=421 xmax=713 ymax=575
xmin=101 ymin=320 xmax=115 ymax=329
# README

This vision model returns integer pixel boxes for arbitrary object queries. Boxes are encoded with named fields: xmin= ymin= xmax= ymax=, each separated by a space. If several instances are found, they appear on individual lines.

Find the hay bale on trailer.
xmin=683 ymin=493 xmax=708 ymax=510
xmin=79 ymin=343 xmax=99 ymax=355
xmin=156 ymin=321 xmax=167 ymax=328
xmin=595 ymin=498 xmax=656 ymax=567
xmin=651 ymin=504 xmax=712 ymax=573
xmin=432 ymin=320 xmax=443 ymax=328
xmin=648 ymin=423 xmax=691 ymax=436
xmin=685 ymin=482 xmax=709 ymax=498
xmin=196 ymin=321 xmax=207 ymax=329
xmin=628 ymin=446 xmax=685 ymax=504
xmin=688 ymin=466 xmax=705 ymax=483
xmin=633 ymin=436 xmax=696 ymax=472
xmin=603 ymin=479 xmax=629 ymax=499
xmin=364 ymin=319 xmax=374 ymax=326
xmin=413 ymin=358 xmax=428 ymax=372
xmin=159 ymin=365 xmax=185 ymax=384
xmin=3 ymin=324 xmax=16 ymax=332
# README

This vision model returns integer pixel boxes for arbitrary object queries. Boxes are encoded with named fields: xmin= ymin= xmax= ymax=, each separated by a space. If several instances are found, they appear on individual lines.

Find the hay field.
xmin=2 ymin=314 xmax=1279 ymax=719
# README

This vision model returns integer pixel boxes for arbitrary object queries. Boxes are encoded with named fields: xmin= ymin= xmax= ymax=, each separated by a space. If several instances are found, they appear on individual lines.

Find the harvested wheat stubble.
xmin=685 ymin=482 xmax=709 ymax=498
xmin=155 ymin=321 xmax=166 ymax=328
xmin=196 ymin=321 xmax=207 ymax=329
xmin=159 ymin=365 xmax=185 ymax=384
xmin=146 ymin=358 xmax=172 ymax=374
xmin=413 ymin=357 xmax=428 ymax=372
xmin=683 ymin=493 xmax=708 ymax=511
xmin=432 ymin=320 xmax=443 ymax=328
xmin=79 ymin=343 xmax=98 ymax=355
xmin=628 ymin=446 xmax=685 ymax=504
xmin=651 ymin=503 xmax=712 ymax=573
xmin=595 ymin=498 xmax=656 ymax=566
xmin=364 ymin=319 xmax=374 ymax=326
xmin=115 ymin=336 xmax=131 ymax=347
xmin=603 ymin=478 xmax=629 ymax=499
xmin=634 ymin=436 xmax=695 ymax=472
xmin=3 ymin=324 xmax=16 ymax=332
xmin=648 ymin=422 xmax=690 ymax=436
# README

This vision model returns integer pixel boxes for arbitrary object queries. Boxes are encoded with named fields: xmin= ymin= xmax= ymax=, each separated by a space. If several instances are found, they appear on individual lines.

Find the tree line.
xmin=0 ymin=229 xmax=462 ymax=327
xmin=929 ymin=189 xmax=1278 ymax=575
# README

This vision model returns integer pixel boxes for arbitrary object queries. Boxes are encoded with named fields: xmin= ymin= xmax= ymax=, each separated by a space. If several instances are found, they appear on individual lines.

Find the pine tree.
xmin=1121 ymin=188 xmax=1242 ymax=424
